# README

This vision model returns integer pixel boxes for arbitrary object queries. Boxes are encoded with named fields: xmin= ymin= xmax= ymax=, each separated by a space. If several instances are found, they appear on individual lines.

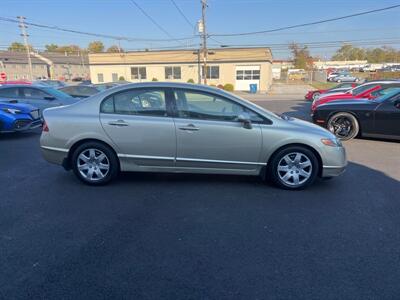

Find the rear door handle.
xmin=108 ymin=120 xmax=129 ymax=127
xmin=178 ymin=124 xmax=199 ymax=131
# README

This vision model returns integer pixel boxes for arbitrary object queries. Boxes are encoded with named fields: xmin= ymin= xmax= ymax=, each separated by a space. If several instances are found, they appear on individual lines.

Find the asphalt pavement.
xmin=1 ymin=93 xmax=399 ymax=299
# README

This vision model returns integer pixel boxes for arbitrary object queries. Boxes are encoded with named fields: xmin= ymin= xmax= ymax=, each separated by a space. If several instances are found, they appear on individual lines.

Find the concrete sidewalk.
xmin=234 ymin=83 xmax=312 ymax=101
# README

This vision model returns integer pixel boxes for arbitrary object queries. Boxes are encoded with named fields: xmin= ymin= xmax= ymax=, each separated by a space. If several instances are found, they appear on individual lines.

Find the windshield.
xmin=43 ymin=87 xmax=71 ymax=99
xmin=351 ymin=84 xmax=378 ymax=96
xmin=374 ymin=88 xmax=400 ymax=102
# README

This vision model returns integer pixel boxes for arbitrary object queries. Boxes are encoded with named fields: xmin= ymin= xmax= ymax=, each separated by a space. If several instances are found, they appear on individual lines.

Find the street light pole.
xmin=201 ymin=0 xmax=208 ymax=85
xmin=17 ymin=16 xmax=33 ymax=81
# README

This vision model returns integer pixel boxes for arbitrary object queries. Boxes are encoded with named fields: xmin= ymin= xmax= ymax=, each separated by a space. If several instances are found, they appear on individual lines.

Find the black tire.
xmin=268 ymin=146 xmax=319 ymax=190
xmin=312 ymin=92 xmax=320 ymax=101
xmin=71 ymin=141 xmax=119 ymax=185
xmin=327 ymin=112 xmax=359 ymax=141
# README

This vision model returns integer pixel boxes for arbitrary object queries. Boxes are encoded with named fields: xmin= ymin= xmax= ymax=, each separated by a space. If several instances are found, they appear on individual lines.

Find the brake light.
xmin=42 ymin=120 xmax=49 ymax=132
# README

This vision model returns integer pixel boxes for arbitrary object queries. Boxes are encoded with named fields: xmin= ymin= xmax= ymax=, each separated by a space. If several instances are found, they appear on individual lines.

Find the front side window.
xmin=21 ymin=88 xmax=50 ymax=99
xmin=131 ymin=67 xmax=147 ymax=80
xmin=0 ymin=87 xmax=18 ymax=97
xmin=101 ymin=89 xmax=166 ymax=117
xmin=201 ymin=66 xmax=219 ymax=79
xmin=173 ymin=89 xmax=264 ymax=122
xmin=165 ymin=66 xmax=181 ymax=79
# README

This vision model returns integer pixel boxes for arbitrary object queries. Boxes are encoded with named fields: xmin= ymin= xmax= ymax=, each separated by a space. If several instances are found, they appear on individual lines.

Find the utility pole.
xmin=201 ymin=0 xmax=208 ymax=85
xmin=18 ymin=16 xmax=33 ymax=81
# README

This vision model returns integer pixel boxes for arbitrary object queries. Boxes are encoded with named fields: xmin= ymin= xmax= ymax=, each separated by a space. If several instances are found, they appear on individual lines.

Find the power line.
xmin=0 ymin=16 xmax=195 ymax=42
xmin=170 ymin=0 xmax=194 ymax=28
xmin=129 ymin=0 xmax=184 ymax=44
xmin=211 ymin=4 xmax=400 ymax=37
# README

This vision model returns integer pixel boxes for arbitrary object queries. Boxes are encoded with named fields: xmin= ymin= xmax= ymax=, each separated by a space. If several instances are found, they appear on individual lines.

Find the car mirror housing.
xmin=44 ymin=96 xmax=56 ymax=101
xmin=237 ymin=113 xmax=252 ymax=129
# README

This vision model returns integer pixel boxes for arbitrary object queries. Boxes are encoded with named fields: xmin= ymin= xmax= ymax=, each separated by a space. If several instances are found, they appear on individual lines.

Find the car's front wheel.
xmin=312 ymin=92 xmax=320 ymax=101
xmin=71 ymin=142 xmax=119 ymax=185
xmin=327 ymin=112 xmax=359 ymax=140
xmin=268 ymin=146 xmax=319 ymax=190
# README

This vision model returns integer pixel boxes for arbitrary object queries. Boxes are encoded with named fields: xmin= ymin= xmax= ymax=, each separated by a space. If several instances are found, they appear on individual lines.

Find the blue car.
xmin=0 ymin=102 xmax=42 ymax=133
xmin=0 ymin=85 xmax=79 ymax=113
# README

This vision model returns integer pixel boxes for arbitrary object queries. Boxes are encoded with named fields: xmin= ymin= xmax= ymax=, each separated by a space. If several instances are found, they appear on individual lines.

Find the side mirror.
xmin=395 ymin=101 xmax=400 ymax=109
xmin=44 ymin=96 xmax=56 ymax=101
xmin=237 ymin=113 xmax=252 ymax=129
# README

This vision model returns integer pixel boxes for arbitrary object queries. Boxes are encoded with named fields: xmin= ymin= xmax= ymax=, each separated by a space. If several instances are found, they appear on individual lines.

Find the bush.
xmin=152 ymin=77 xmax=158 ymax=81
xmin=187 ymin=78 xmax=195 ymax=83
xmin=118 ymin=76 xmax=125 ymax=81
xmin=217 ymin=84 xmax=224 ymax=89
xmin=223 ymin=83 xmax=234 ymax=92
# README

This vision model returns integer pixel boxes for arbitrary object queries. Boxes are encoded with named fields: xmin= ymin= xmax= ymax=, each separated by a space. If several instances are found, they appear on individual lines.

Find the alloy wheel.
xmin=277 ymin=152 xmax=312 ymax=186
xmin=77 ymin=148 xmax=110 ymax=181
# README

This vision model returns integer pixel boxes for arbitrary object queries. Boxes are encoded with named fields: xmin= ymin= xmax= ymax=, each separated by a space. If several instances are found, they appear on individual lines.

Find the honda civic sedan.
xmin=40 ymin=82 xmax=346 ymax=190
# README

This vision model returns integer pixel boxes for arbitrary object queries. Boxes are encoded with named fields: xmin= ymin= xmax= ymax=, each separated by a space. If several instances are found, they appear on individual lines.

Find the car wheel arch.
xmin=66 ymin=138 xmax=120 ymax=171
xmin=264 ymin=143 xmax=323 ymax=178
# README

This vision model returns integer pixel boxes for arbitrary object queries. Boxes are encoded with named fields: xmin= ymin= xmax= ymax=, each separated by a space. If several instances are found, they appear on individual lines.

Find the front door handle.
xmin=108 ymin=120 xmax=128 ymax=127
xmin=178 ymin=124 xmax=199 ymax=131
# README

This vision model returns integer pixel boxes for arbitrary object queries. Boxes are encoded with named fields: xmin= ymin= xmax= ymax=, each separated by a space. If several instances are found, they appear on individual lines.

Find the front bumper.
xmin=0 ymin=118 xmax=42 ymax=133
xmin=321 ymin=146 xmax=347 ymax=178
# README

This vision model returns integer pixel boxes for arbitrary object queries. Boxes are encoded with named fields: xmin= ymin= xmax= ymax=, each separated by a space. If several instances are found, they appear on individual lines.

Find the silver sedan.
xmin=40 ymin=82 xmax=346 ymax=190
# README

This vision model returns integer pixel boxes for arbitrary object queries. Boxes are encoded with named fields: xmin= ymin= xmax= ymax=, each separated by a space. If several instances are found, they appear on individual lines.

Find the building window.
xmin=97 ymin=73 xmax=104 ymax=83
xmin=131 ymin=67 xmax=146 ymax=80
xmin=165 ymin=66 xmax=181 ymax=79
xmin=201 ymin=66 xmax=219 ymax=79
xmin=236 ymin=69 xmax=260 ymax=80
xmin=112 ymin=73 xmax=118 ymax=82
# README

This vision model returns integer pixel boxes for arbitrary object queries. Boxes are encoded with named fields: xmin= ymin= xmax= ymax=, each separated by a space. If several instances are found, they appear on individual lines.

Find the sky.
xmin=0 ymin=0 xmax=399 ymax=59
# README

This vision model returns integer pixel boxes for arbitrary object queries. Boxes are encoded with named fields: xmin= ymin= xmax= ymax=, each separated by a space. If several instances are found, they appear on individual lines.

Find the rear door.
xmin=100 ymin=88 xmax=176 ymax=168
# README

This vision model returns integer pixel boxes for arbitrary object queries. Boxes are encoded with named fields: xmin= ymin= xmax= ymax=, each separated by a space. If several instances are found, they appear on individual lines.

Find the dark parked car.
xmin=312 ymin=88 xmax=400 ymax=141
xmin=0 ymin=85 xmax=78 ymax=113
xmin=59 ymin=85 xmax=101 ymax=98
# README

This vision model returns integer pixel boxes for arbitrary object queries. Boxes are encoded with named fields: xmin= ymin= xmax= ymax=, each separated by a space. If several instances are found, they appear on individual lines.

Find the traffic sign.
xmin=0 ymin=72 xmax=6 ymax=81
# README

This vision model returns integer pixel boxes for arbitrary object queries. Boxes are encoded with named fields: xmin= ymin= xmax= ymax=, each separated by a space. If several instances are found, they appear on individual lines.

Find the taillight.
xmin=42 ymin=120 xmax=49 ymax=132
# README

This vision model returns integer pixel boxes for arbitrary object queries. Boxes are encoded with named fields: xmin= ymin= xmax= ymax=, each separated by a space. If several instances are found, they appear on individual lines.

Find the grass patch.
xmin=310 ymin=82 xmax=337 ymax=90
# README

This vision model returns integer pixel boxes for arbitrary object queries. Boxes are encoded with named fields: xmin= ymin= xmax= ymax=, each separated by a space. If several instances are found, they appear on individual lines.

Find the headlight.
xmin=2 ymin=108 xmax=22 ymax=114
xmin=321 ymin=138 xmax=342 ymax=147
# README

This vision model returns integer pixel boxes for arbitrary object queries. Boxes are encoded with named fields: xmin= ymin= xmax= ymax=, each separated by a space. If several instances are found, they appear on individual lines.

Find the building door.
xmin=235 ymin=66 xmax=260 ymax=91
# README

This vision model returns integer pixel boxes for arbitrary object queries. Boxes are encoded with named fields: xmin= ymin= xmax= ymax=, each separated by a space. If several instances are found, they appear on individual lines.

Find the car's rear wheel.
xmin=268 ymin=146 xmax=319 ymax=190
xmin=327 ymin=112 xmax=359 ymax=141
xmin=71 ymin=142 xmax=119 ymax=185
xmin=312 ymin=92 xmax=320 ymax=101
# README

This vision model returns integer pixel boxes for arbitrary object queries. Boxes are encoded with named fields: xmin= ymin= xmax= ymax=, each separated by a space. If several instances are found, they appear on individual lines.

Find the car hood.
xmin=0 ymin=101 xmax=36 ymax=113
xmin=319 ymin=91 xmax=348 ymax=98
xmin=282 ymin=115 xmax=334 ymax=137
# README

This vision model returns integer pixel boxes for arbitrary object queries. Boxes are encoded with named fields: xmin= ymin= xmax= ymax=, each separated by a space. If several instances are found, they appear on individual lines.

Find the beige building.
xmin=0 ymin=51 xmax=89 ymax=81
xmin=88 ymin=47 xmax=273 ymax=91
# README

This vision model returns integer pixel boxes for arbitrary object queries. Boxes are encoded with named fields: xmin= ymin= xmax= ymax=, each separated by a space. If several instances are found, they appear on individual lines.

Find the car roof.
xmin=0 ymin=84 xmax=46 ymax=89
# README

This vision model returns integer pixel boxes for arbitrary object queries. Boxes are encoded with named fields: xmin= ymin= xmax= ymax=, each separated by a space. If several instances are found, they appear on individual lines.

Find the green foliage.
xmin=118 ymin=76 xmax=125 ymax=81
xmin=8 ymin=42 xmax=31 ymax=52
xmin=289 ymin=43 xmax=313 ymax=70
xmin=52 ymin=45 xmax=82 ymax=54
xmin=332 ymin=44 xmax=400 ymax=63
xmin=107 ymin=45 xmax=123 ymax=53
xmin=45 ymin=44 xmax=59 ymax=52
xmin=88 ymin=41 xmax=104 ymax=53
xmin=152 ymin=77 xmax=158 ymax=81
xmin=187 ymin=78 xmax=195 ymax=83
xmin=223 ymin=83 xmax=234 ymax=91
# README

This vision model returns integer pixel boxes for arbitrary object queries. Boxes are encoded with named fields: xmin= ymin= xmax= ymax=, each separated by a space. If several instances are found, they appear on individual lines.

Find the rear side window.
xmin=100 ymin=89 xmax=167 ymax=117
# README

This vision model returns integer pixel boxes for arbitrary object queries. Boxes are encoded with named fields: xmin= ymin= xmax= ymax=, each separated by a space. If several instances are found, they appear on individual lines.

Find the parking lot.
xmin=1 ymin=85 xmax=400 ymax=299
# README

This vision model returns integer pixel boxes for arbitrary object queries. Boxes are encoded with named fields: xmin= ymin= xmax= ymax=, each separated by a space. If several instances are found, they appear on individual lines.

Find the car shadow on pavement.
xmin=0 ymin=130 xmax=41 ymax=140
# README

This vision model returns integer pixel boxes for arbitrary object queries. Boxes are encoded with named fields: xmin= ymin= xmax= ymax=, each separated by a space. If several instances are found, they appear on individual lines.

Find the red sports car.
xmin=305 ymin=83 xmax=358 ymax=101
xmin=311 ymin=85 xmax=382 ymax=112
xmin=0 ymin=80 xmax=32 ymax=85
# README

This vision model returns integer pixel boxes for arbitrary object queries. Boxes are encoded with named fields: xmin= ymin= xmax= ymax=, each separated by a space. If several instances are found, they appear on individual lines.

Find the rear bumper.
xmin=40 ymin=146 xmax=68 ymax=166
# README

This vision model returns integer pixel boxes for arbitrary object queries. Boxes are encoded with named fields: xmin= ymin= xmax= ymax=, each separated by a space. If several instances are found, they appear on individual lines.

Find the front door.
xmin=373 ymin=94 xmax=400 ymax=138
xmin=100 ymin=88 xmax=176 ymax=168
xmin=172 ymin=88 xmax=263 ymax=172
xmin=20 ymin=87 xmax=60 ymax=113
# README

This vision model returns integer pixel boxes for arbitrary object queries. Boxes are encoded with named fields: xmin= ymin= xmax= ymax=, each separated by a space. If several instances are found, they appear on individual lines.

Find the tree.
xmin=331 ymin=44 xmax=400 ymax=63
xmin=45 ymin=44 xmax=59 ymax=52
xmin=8 ymin=42 xmax=31 ymax=52
xmin=289 ymin=43 xmax=313 ymax=70
xmin=107 ymin=45 xmax=122 ymax=53
xmin=54 ymin=45 xmax=82 ymax=54
xmin=332 ymin=45 xmax=366 ymax=61
xmin=88 ymin=41 xmax=104 ymax=53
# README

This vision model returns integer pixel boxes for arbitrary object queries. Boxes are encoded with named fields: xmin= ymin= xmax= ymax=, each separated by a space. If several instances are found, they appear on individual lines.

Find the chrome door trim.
xmin=117 ymin=154 xmax=175 ymax=161
xmin=176 ymin=157 xmax=266 ymax=166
